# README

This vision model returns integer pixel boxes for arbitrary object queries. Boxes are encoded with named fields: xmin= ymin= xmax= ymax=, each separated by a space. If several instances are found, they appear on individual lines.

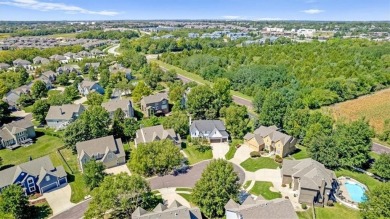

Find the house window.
xmin=27 ymin=178 xmax=34 ymax=184
xmin=29 ymin=186 xmax=35 ymax=192
xmin=45 ymin=176 xmax=50 ymax=182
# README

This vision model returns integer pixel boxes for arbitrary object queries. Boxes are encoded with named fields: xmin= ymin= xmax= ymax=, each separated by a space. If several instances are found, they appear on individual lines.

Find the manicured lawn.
xmin=291 ymin=145 xmax=310 ymax=160
xmin=225 ymin=146 xmax=237 ymax=160
xmin=0 ymin=131 xmax=63 ymax=167
xmin=249 ymin=181 xmax=282 ymax=200
xmin=175 ymin=187 xmax=193 ymax=192
xmin=297 ymin=209 xmax=313 ymax=219
xmin=23 ymin=105 xmax=34 ymax=113
xmin=335 ymin=168 xmax=383 ymax=191
xmin=240 ymin=157 xmax=280 ymax=172
xmin=183 ymin=144 xmax=212 ymax=165
xmin=177 ymin=193 xmax=196 ymax=207
xmin=315 ymin=203 xmax=360 ymax=219
xmin=48 ymin=89 xmax=61 ymax=96
xmin=243 ymin=181 xmax=252 ymax=190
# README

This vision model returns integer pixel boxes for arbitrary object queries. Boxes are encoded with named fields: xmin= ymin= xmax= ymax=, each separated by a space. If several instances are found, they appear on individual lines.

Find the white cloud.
xmin=0 ymin=0 xmax=119 ymax=16
xmin=302 ymin=9 xmax=324 ymax=14
xmin=222 ymin=15 xmax=242 ymax=20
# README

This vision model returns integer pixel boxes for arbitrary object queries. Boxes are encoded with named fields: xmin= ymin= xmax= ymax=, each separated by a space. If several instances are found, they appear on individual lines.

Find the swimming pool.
xmin=345 ymin=181 xmax=366 ymax=203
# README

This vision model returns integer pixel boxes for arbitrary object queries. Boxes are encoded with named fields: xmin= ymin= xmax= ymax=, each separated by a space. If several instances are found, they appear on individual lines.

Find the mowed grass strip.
xmin=326 ymin=88 xmax=390 ymax=133
xmin=249 ymin=181 xmax=282 ymax=200
xmin=183 ymin=144 xmax=212 ymax=165
xmin=240 ymin=157 xmax=279 ymax=172
xmin=315 ymin=203 xmax=360 ymax=219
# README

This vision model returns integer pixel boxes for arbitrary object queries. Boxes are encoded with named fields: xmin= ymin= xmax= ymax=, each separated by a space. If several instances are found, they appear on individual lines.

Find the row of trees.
xmin=76 ymin=30 xmax=139 ymax=40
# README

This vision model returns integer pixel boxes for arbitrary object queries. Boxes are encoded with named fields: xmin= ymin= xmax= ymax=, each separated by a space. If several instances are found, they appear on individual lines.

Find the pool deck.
xmin=337 ymin=176 xmax=367 ymax=209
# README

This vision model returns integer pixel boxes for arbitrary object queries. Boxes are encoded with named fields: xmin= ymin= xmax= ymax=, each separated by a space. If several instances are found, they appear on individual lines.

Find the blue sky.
xmin=0 ymin=0 xmax=389 ymax=21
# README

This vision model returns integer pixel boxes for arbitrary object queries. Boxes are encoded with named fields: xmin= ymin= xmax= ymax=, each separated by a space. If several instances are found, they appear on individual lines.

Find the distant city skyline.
xmin=0 ymin=0 xmax=389 ymax=21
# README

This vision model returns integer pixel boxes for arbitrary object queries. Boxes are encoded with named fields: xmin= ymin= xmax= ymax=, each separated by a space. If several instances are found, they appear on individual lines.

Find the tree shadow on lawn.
xmin=29 ymin=204 xmax=52 ymax=219
xmin=0 ymin=164 xmax=15 ymax=171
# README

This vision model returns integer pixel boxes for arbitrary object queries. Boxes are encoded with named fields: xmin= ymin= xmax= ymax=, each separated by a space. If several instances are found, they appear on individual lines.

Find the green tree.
xmin=360 ymin=183 xmax=390 ymax=219
xmin=17 ymin=93 xmax=34 ymax=108
xmin=99 ymin=69 xmax=110 ymax=88
xmin=88 ymin=68 xmax=97 ymax=81
xmin=0 ymin=100 xmax=10 ymax=123
xmin=379 ymin=119 xmax=390 ymax=144
xmin=212 ymin=78 xmax=232 ymax=109
xmin=0 ymin=184 xmax=28 ymax=219
xmin=83 ymin=159 xmax=107 ymax=190
xmin=86 ymin=92 xmax=104 ymax=105
xmin=84 ymin=173 xmax=162 ymax=219
xmin=111 ymin=108 xmax=126 ymax=139
xmin=372 ymin=153 xmax=390 ymax=179
xmin=57 ymin=74 xmax=69 ymax=86
xmin=31 ymin=99 xmax=50 ymax=124
xmin=162 ymin=111 xmax=188 ymax=136
xmin=128 ymin=140 xmax=183 ymax=176
xmin=63 ymin=85 xmax=79 ymax=101
xmin=31 ymin=80 xmax=48 ymax=99
xmin=223 ymin=105 xmax=248 ymax=139
xmin=48 ymin=93 xmax=71 ymax=106
xmin=259 ymin=91 xmax=287 ymax=128
xmin=123 ymin=118 xmax=139 ymax=141
xmin=132 ymin=81 xmax=152 ymax=103
xmin=253 ymin=89 xmax=267 ymax=113
xmin=187 ymin=85 xmax=218 ymax=119
xmin=307 ymin=134 xmax=340 ymax=168
xmin=192 ymin=159 xmax=240 ymax=218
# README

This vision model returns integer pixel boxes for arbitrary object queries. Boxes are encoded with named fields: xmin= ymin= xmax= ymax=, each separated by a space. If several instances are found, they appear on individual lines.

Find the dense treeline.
xmin=76 ymin=30 xmax=139 ymax=40
xmin=0 ymin=45 xmax=83 ymax=64
xmin=10 ymin=27 xmax=77 ymax=37
xmin=120 ymin=37 xmax=234 ymax=54
xmin=161 ymin=39 xmax=390 ymax=109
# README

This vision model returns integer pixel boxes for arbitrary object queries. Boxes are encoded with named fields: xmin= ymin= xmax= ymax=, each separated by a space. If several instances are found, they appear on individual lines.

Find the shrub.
xmin=282 ymin=184 xmax=286 ymax=187
xmin=250 ymin=151 xmax=261 ymax=158
xmin=301 ymin=203 xmax=307 ymax=209
xmin=327 ymin=200 xmax=334 ymax=206
xmin=186 ymin=135 xmax=192 ymax=143
xmin=275 ymin=155 xmax=283 ymax=163
xmin=195 ymin=144 xmax=211 ymax=152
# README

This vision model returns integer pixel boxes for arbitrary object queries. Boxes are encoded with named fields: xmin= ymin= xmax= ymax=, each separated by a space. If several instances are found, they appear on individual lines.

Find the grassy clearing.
xmin=48 ymin=90 xmax=61 ymax=96
xmin=242 ymin=181 xmax=252 ymax=190
xmin=183 ymin=144 xmax=212 ymax=165
xmin=325 ymin=88 xmax=390 ymax=134
xmin=335 ymin=168 xmax=382 ymax=191
xmin=315 ymin=203 xmax=360 ymax=219
xmin=46 ymin=33 xmax=78 ymax=38
xmin=0 ymin=33 xmax=10 ymax=39
xmin=151 ymin=60 xmax=253 ymax=101
xmin=291 ymin=145 xmax=310 ymax=160
xmin=175 ymin=187 xmax=193 ymax=192
xmin=297 ymin=209 xmax=313 ymax=219
xmin=240 ymin=157 xmax=280 ymax=172
xmin=0 ymin=131 xmax=63 ymax=167
xmin=249 ymin=181 xmax=282 ymax=200
xmin=23 ymin=105 xmax=34 ymax=113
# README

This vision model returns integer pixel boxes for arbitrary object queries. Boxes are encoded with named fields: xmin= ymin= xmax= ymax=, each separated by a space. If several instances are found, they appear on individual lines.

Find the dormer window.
xmin=46 ymin=176 xmax=50 ymax=182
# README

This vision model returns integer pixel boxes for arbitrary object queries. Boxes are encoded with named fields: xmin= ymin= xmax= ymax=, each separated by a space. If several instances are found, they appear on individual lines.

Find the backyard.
xmin=291 ymin=145 xmax=310 ymax=160
xmin=315 ymin=203 xmax=360 ymax=219
xmin=183 ymin=144 xmax=212 ymax=165
xmin=240 ymin=157 xmax=280 ymax=172
xmin=335 ymin=168 xmax=382 ymax=191
xmin=249 ymin=181 xmax=282 ymax=200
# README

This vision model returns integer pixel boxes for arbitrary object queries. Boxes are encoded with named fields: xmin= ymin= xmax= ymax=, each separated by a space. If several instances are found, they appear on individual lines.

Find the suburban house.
xmin=32 ymin=56 xmax=50 ymax=65
xmin=13 ymin=58 xmax=32 ymax=69
xmin=281 ymin=158 xmax=338 ymax=206
xmin=225 ymin=196 xmax=298 ymax=219
xmin=0 ymin=63 xmax=10 ymax=70
xmin=45 ymin=104 xmax=85 ymax=129
xmin=134 ymin=125 xmax=181 ymax=147
xmin=101 ymin=99 xmax=134 ymax=119
xmin=190 ymin=120 xmax=229 ymax=143
xmin=109 ymin=63 xmax=132 ymax=80
xmin=0 ymin=117 xmax=36 ymax=149
xmin=132 ymin=200 xmax=201 ymax=219
xmin=91 ymin=49 xmax=104 ymax=57
xmin=76 ymin=135 xmax=126 ymax=172
xmin=40 ymin=70 xmax=58 ymax=83
xmin=63 ymin=52 xmax=76 ymax=60
xmin=78 ymin=80 xmax=104 ymax=96
xmin=49 ymin=54 xmax=68 ymax=64
xmin=85 ymin=62 xmax=100 ymax=71
xmin=243 ymin=126 xmax=297 ymax=157
xmin=56 ymin=65 xmax=81 ymax=75
xmin=77 ymin=50 xmax=92 ymax=58
xmin=3 ymin=84 xmax=32 ymax=109
xmin=0 ymin=156 xmax=67 ymax=195
xmin=140 ymin=92 xmax=169 ymax=117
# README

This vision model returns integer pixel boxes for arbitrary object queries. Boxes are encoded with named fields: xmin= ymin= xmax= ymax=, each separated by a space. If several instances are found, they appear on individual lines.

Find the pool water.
xmin=345 ymin=181 xmax=366 ymax=203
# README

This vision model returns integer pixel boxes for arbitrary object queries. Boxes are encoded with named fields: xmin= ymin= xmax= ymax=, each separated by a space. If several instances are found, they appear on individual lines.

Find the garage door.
xmin=41 ymin=183 xmax=58 ymax=193
xmin=210 ymin=138 xmax=221 ymax=143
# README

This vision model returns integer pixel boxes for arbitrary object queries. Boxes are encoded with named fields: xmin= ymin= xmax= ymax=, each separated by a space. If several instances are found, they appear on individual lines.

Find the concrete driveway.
xmin=73 ymin=97 xmax=87 ymax=104
xmin=230 ymin=144 xmax=253 ymax=164
xmin=158 ymin=188 xmax=191 ymax=208
xmin=211 ymin=143 xmax=229 ymax=159
xmin=11 ymin=110 xmax=30 ymax=118
xmin=104 ymin=164 xmax=131 ymax=175
xmin=43 ymin=184 xmax=75 ymax=215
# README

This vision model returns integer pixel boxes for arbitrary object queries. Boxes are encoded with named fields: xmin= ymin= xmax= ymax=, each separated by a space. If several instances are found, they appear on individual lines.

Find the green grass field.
xmin=315 ymin=203 xmax=360 ymax=219
xmin=249 ymin=181 xmax=282 ymax=200
xmin=240 ymin=157 xmax=280 ymax=172
xmin=242 ymin=180 xmax=252 ymax=190
xmin=175 ymin=187 xmax=193 ymax=192
xmin=183 ymin=144 xmax=212 ymax=164
xmin=291 ymin=145 xmax=310 ymax=160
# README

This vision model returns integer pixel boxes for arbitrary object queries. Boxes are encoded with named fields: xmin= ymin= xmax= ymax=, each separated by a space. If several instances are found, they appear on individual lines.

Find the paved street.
xmin=372 ymin=142 xmax=390 ymax=154
xmin=107 ymin=44 xmax=120 ymax=56
xmin=50 ymin=199 xmax=91 ymax=219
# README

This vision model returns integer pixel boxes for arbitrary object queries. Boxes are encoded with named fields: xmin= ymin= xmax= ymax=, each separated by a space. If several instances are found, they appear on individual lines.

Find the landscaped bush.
xmin=250 ymin=151 xmax=261 ymax=158
xmin=186 ymin=135 xmax=192 ymax=143
xmin=275 ymin=155 xmax=283 ymax=163
xmin=327 ymin=200 xmax=334 ymax=206
xmin=301 ymin=203 xmax=307 ymax=209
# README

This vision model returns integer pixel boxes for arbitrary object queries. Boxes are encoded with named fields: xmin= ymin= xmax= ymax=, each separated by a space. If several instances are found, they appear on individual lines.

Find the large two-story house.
xmin=281 ymin=158 xmax=338 ymax=206
xmin=3 ymin=84 xmax=32 ymax=109
xmin=190 ymin=120 xmax=229 ymax=143
xmin=0 ymin=156 xmax=67 ymax=195
xmin=134 ymin=125 xmax=181 ymax=147
xmin=76 ymin=135 xmax=126 ymax=172
xmin=132 ymin=200 xmax=201 ymax=219
xmin=243 ymin=126 xmax=297 ymax=157
xmin=0 ymin=117 xmax=36 ymax=149
xmin=101 ymin=99 xmax=134 ymax=119
xmin=45 ymin=104 xmax=85 ymax=129
xmin=78 ymin=80 xmax=104 ymax=96
xmin=140 ymin=92 xmax=169 ymax=117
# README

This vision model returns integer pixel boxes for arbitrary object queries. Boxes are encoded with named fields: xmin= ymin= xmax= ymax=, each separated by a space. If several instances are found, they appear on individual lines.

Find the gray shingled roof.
xmin=141 ymin=92 xmax=168 ymax=105
xmin=79 ymin=80 xmax=97 ymax=89
xmin=0 ymin=156 xmax=66 ymax=188
xmin=102 ymin=99 xmax=131 ymax=113
xmin=250 ymin=126 xmax=294 ymax=145
xmin=46 ymin=104 xmax=84 ymax=120
xmin=190 ymin=120 xmax=227 ymax=134
xmin=132 ymin=200 xmax=201 ymax=219
xmin=282 ymin=158 xmax=336 ymax=190
xmin=76 ymin=135 xmax=125 ymax=159
xmin=135 ymin=125 xmax=180 ymax=145
xmin=224 ymin=197 xmax=298 ymax=219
